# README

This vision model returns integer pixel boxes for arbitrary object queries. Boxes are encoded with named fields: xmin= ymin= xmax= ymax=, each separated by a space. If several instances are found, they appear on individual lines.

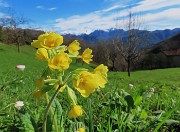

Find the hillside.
xmin=144 ymin=33 xmax=180 ymax=69
xmin=151 ymin=33 xmax=180 ymax=53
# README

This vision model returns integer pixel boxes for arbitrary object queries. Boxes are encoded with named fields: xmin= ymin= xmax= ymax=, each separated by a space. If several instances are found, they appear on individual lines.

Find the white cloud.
xmin=144 ymin=8 xmax=180 ymax=30
xmin=101 ymin=5 xmax=123 ymax=12
xmin=132 ymin=0 xmax=180 ymax=12
xmin=0 ymin=12 xmax=6 ymax=18
xmin=0 ymin=0 xmax=10 ymax=7
xmin=54 ymin=11 xmax=117 ymax=34
xmin=36 ymin=5 xmax=44 ymax=10
xmin=0 ymin=0 xmax=10 ymax=19
xmin=48 ymin=7 xmax=57 ymax=11
xmin=53 ymin=4 xmax=127 ymax=34
xmin=36 ymin=5 xmax=57 ymax=11
xmin=52 ymin=0 xmax=180 ymax=34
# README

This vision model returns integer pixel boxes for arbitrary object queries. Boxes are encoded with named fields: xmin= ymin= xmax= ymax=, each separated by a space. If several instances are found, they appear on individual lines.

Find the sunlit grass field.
xmin=0 ymin=43 xmax=180 ymax=132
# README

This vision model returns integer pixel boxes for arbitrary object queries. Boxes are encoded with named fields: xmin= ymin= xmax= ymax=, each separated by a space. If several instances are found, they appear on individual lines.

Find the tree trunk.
xmin=112 ymin=59 xmax=116 ymax=71
xmin=127 ymin=59 xmax=131 ymax=77
xmin=17 ymin=43 xmax=20 ymax=53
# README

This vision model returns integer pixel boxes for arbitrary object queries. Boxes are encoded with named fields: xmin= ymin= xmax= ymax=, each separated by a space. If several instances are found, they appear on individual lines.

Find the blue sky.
xmin=0 ymin=0 xmax=180 ymax=34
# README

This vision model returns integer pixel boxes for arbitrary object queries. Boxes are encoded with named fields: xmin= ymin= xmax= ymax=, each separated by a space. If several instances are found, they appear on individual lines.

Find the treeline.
xmin=0 ymin=26 xmax=44 ymax=45
xmin=0 ymin=27 xmax=179 ymax=72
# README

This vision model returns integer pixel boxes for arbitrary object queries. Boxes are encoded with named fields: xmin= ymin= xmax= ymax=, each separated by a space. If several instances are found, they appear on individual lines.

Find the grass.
xmin=1 ymin=43 xmax=179 ymax=86
xmin=109 ymin=68 xmax=180 ymax=87
xmin=0 ymin=43 xmax=46 ymax=72
xmin=0 ymin=43 xmax=180 ymax=132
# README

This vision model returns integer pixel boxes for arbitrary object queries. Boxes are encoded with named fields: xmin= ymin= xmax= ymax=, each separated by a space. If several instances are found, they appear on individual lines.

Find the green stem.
xmin=42 ymin=85 xmax=62 ymax=132
xmin=88 ymin=98 xmax=94 ymax=132
xmin=44 ymin=93 xmax=59 ymax=132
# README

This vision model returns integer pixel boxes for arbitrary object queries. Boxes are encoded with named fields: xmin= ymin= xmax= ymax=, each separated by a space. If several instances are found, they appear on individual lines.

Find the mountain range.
xmin=64 ymin=28 xmax=180 ymax=45
xmin=151 ymin=32 xmax=180 ymax=53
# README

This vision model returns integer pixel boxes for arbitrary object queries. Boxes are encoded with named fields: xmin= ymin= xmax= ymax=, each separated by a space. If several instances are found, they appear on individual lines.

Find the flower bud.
xmin=15 ymin=101 xmax=24 ymax=110
xmin=16 ymin=65 xmax=25 ymax=71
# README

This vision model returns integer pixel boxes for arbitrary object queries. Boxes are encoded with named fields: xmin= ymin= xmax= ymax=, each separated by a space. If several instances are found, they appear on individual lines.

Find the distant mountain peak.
xmin=64 ymin=28 xmax=180 ymax=45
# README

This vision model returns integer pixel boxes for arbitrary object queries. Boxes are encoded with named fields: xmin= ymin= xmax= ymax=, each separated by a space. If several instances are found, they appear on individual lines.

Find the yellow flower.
xmin=67 ymin=40 xmax=81 ymax=55
xmin=94 ymin=74 xmax=107 ymax=88
xmin=68 ymin=105 xmax=83 ymax=119
xmin=35 ymin=48 xmax=49 ymax=61
xmin=31 ymin=32 xmax=63 ymax=49
xmin=34 ymin=90 xmax=43 ymax=99
xmin=54 ymin=83 xmax=66 ymax=92
xmin=78 ymin=128 xmax=85 ymax=132
xmin=73 ymin=71 xmax=99 ymax=97
xmin=93 ymin=64 xmax=108 ymax=77
xmin=78 ymin=48 xmax=93 ymax=64
xmin=35 ymin=78 xmax=44 ymax=87
xmin=48 ymin=52 xmax=72 ymax=71
xmin=93 ymin=64 xmax=108 ymax=88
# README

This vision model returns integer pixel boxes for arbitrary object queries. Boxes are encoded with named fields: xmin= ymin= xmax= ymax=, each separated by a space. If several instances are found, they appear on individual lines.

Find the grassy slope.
xmin=0 ymin=43 xmax=46 ymax=72
xmin=109 ymin=68 xmax=180 ymax=87
xmin=0 ymin=43 xmax=93 ymax=74
xmin=0 ymin=43 xmax=180 ymax=87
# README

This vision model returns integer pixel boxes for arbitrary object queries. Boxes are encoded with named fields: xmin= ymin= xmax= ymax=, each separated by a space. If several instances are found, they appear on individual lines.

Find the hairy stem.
xmin=42 ymin=84 xmax=63 ymax=132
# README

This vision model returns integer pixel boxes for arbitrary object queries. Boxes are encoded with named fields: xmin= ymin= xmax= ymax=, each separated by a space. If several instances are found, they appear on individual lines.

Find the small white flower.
xmin=149 ymin=88 xmax=155 ymax=92
xmin=129 ymin=84 xmax=134 ymax=88
xmin=16 ymin=65 xmax=26 ymax=71
xmin=15 ymin=101 xmax=24 ymax=110
xmin=19 ymin=80 xmax=25 ymax=84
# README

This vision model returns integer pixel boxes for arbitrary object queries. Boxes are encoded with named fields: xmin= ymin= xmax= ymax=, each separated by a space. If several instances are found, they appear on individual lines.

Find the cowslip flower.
xmin=93 ymin=64 xmax=108 ymax=88
xmin=73 ymin=71 xmax=99 ymax=97
xmin=67 ymin=40 xmax=81 ymax=55
xmin=48 ymin=52 xmax=72 ymax=71
xmin=15 ymin=101 xmax=24 ymax=110
xmin=35 ymin=48 xmax=49 ymax=61
xmin=93 ymin=64 xmax=108 ymax=76
xmin=34 ymin=90 xmax=43 ymax=99
xmin=78 ymin=128 xmax=85 ymax=132
xmin=16 ymin=65 xmax=25 ymax=71
xmin=31 ymin=32 xmax=63 ymax=49
xmin=68 ymin=105 xmax=83 ymax=119
xmin=35 ymin=78 xmax=44 ymax=87
xmin=78 ymin=48 xmax=93 ymax=64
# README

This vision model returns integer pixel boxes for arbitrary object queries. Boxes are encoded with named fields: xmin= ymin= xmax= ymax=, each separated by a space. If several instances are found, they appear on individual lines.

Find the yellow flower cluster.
xmin=73 ymin=64 xmax=108 ymax=97
xmin=31 ymin=32 xmax=93 ymax=68
xmin=31 ymin=32 xmax=108 ymax=119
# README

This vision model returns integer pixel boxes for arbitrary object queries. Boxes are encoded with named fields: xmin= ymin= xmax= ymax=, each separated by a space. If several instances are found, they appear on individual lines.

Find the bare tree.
xmin=113 ymin=11 xmax=149 ymax=77
xmin=0 ymin=8 xmax=28 ymax=52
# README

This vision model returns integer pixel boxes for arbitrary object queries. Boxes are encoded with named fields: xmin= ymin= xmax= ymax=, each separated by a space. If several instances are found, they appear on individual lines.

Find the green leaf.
xmin=154 ymin=106 xmax=178 ymax=132
xmin=47 ymin=98 xmax=64 ymax=132
xmin=124 ymin=95 xmax=134 ymax=111
xmin=142 ymin=92 xmax=153 ymax=99
xmin=41 ymin=85 xmax=54 ymax=93
xmin=165 ymin=119 xmax=180 ymax=125
xmin=19 ymin=112 xmax=36 ymax=132
xmin=44 ymin=79 xmax=58 ymax=84
xmin=134 ymin=96 xmax=142 ymax=106
xmin=140 ymin=109 xmax=148 ymax=119
xmin=67 ymin=86 xmax=77 ymax=105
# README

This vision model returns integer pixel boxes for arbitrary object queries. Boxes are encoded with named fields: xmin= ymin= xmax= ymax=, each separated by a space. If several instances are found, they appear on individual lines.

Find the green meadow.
xmin=0 ymin=43 xmax=180 ymax=132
